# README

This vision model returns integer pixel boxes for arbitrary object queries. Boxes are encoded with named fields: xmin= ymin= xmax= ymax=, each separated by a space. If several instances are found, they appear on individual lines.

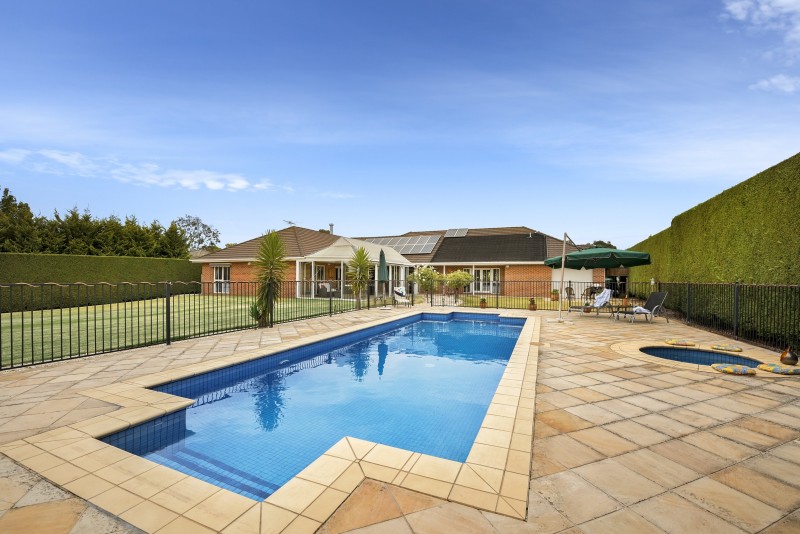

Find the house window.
xmin=475 ymin=268 xmax=500 ymax=293
xmin=316 ymin=265 xmax=326 ymax=281
xmin=213 ymin=265 xmax=230 ymax=294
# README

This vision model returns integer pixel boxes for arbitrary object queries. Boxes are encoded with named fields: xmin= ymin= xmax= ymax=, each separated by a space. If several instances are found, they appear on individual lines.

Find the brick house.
xmin=192 ymin=226 xmax=413 ymax=297
xmin=193 ymin=225 xmax=606 ymax=298
xmin=360 ymin=227 xmax=606 ymax=298
xmin=193 ymin=226 xmax=339 ymax=295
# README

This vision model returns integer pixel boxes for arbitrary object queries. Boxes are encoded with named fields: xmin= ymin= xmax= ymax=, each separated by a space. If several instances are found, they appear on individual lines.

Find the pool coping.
xmin=611 ymin=338 xmax=788 ymax=376
xmin=0 ymin=309 xmax=540 ymax=533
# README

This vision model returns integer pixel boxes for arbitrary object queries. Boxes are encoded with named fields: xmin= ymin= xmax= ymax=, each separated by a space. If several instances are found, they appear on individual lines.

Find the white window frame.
xmin=213 ymin=264 xmax=231 ymax=294
xmin=474 ymin=268 xmax=500 ymax=294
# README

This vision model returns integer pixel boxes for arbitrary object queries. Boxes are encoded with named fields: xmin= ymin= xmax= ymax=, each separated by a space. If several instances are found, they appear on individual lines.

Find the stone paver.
xmin=1 ymin=307 xmax=799 ymax=533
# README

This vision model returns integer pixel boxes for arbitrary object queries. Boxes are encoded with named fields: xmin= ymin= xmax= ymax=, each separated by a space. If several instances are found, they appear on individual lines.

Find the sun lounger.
xmin=568 ymin=288 xmax=613 ymax=316
xmin=393 ymin=287 xmax=410 ymax=307
xmin=616 ymin=291 xmax=668 ymax=323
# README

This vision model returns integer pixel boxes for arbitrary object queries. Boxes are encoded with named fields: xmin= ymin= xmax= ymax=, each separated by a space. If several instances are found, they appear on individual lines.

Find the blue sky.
xmin=1 ymin=1 xmax=798 ymax=249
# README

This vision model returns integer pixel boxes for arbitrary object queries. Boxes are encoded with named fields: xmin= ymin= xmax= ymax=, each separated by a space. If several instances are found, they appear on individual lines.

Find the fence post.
xmin=733 ymin=282 xmax=739 ymax=339
xmin=329 ymin=289 xmax=333 ymax=317
xmin=686 ymin=283 xmax=691 ymax=324
xmin=165 ymin=282 xmax=171 ymax=346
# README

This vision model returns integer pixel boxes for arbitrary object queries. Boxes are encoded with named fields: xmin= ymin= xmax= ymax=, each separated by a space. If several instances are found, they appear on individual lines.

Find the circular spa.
xmin=639 ymin=346 xmax=763 ymax=367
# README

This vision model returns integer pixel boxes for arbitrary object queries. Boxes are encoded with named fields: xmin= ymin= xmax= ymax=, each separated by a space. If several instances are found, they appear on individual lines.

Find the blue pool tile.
xmin=104 ymin=313 xmax=523 ymax=499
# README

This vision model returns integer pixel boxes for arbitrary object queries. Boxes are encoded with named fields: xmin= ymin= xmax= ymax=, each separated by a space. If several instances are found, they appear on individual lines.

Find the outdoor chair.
xmin=317 ymin=283 xmax=339 ymax=298
xmin=617 ymin=291 xmax=669 ymax=323
xmin=568 ymin=288 xmax=613 ymax=316
xmin=581 ymin=286 xmax=597 ymax=301
xmin=564 ymin=286 xmax=575 ymax=301
xmin=393 ymin=287 xmax=411 ymax=307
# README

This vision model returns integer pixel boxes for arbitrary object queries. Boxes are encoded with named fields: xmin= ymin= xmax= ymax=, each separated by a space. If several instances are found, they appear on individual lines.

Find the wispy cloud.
xmin=723 ymin=0 xmax=800 ymax=53
xmin=0 ymin=148 xmax=273 ymax=192
xmin=750 ymin=72 xmax=800 ymax=91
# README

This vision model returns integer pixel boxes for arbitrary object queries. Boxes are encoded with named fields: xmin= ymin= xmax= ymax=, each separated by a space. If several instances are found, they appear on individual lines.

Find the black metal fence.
xmin=651 ymin=282 xmax=799 ymax=352
xmin=426 ymin=279 xmax=799 ymax=352
xmin=0 ymin=280 xmax=402 ymax=370
xmin=2 ymin=279 xmax=797 ymax=370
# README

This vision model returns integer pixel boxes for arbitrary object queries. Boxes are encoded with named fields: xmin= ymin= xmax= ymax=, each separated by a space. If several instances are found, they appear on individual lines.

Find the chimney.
xmin=329 ymin=223 xmax=334 ymax=234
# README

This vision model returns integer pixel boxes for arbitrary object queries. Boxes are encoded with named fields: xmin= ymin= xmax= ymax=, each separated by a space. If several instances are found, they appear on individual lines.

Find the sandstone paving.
xmin=1 ymin=307 xmax=800 ymax=532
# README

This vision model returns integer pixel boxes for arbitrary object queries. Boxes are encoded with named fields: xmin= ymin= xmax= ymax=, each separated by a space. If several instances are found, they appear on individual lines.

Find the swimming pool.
xmin=639 ymin=346 xmax=762 ymax=367
xmin=103 ymin=312 xmax=523 ymax=500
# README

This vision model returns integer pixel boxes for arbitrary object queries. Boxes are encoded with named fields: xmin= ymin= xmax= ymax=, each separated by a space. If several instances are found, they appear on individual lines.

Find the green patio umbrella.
xmin=378 ymin=249 xmax=389 ymax=305
xmin=544 ymin=247 xmax=651 ymax=270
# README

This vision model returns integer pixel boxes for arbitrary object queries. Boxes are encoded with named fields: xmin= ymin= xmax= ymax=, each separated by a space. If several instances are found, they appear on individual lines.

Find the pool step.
xmin=149 ymin=445 xmax=279 ymax=500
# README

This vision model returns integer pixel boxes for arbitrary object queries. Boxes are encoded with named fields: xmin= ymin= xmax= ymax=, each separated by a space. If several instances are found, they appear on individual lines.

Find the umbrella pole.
xmin=559 ymin=233 xmax=566 ymax=321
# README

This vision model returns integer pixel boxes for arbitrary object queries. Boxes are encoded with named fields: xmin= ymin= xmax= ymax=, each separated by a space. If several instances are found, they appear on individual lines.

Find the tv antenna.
xmin=283 ymin=219 xmax=298 ymax=226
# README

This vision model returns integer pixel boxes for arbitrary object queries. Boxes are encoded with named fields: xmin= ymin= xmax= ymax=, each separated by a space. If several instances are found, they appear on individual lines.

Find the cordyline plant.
xmin=251 ymin=231 xmax=286 ymax=327
xmin=347 ymin=247 xmax=371 ymax=310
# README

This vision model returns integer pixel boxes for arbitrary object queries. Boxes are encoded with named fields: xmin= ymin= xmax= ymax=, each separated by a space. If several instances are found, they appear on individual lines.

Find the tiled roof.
xmin=359 ymin=226 xmax=576 ymax=264
xmin=192 ymin=226 xmax=339 ymax=263
xmin=200 ymin=225 xmax=581 ymax=265
xmin=431 ymin=234 xmax=548 ymax=263
xmin=545 ymin=235 xmax=580 ymax=259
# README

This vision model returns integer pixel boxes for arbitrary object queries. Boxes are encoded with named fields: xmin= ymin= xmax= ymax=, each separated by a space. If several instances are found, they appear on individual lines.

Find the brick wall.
xmin=504 ymin=265 xmax=554 ymax=297
xmin=593 ymin=268 xmax=606 ymax=284
xmin=200 ymin=261 xmax=298 ymax=297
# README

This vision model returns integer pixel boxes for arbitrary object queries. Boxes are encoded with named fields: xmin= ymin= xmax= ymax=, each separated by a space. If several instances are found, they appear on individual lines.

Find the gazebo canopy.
xmin=303 ymin=237 xmax=413 ymax=266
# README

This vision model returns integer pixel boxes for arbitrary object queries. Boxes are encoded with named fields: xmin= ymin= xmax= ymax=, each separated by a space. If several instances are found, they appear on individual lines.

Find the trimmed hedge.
xmin=0 ymin=253 xmax=200 ymax=284
xmin=0 ymin=253 xmax=201 ymax=311
xmin=630 ymin=151 xmax=800 ymax=284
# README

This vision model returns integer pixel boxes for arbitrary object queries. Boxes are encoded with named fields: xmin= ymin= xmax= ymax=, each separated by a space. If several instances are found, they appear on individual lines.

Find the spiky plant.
xmin=253 ymin=231 xmax=286 ymax=327
xmin=347 ymin=247 xmax=371 ymax=310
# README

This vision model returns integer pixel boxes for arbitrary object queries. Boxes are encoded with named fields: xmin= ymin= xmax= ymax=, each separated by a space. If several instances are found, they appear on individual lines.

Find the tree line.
xmin=0 ymin=185 xmax=220 ymax=259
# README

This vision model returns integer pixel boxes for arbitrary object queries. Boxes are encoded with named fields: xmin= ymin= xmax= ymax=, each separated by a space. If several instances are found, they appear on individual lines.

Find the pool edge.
xmin=0 ymin=308 xmax=539 ymax=532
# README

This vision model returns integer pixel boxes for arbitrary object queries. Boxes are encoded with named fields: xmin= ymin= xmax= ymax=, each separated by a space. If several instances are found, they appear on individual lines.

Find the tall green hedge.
xmin=0 ymin=253 xmax=200 ymax=284
xmin=630 ymin=151 xmax=800 ymax=284
xmin=0 ymin=253 xmax=201 ymax=311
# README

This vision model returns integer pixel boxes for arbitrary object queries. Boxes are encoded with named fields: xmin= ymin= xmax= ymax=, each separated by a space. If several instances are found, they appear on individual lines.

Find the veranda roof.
xmin=302 ymin=237 xmax=413 ymax=266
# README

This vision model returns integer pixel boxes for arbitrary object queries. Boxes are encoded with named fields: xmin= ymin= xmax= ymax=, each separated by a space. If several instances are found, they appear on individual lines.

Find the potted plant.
xmin=528 ymin=297 xmax=537 ymax=311
xmin=550 ymin=289 xmax=559 ymax=301
xmin=480 ymin=297 xmax=487 ymax=309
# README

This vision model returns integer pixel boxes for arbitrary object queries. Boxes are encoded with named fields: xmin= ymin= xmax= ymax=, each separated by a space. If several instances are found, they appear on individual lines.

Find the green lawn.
xmin=0 ymin=294 xmax=356 ymax=368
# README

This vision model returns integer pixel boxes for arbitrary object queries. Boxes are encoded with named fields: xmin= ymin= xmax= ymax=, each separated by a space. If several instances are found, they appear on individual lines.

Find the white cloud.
xmin=0 ymin=148 xmax=277 ymax=193
xmin=750 ymin=73 xmax=800 ymax=91
xmin=0 ymin=148 xmax=32 ymax=164
xmin=723 ymin=0 xmax=800 ymax=48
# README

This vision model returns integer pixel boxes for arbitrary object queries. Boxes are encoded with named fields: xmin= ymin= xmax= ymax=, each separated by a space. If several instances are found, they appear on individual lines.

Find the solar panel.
xmin=444 ymin=228 xmax=468 ymax=238
xmin=361 ymin=235 xmax=439 ymax=255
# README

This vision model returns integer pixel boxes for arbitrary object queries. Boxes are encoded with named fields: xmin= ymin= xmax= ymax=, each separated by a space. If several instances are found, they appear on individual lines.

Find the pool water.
xmin=640 ymin=346 xmax=762 ymax=367
xmin=103 ymin=313 xmax=523 ymax=500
